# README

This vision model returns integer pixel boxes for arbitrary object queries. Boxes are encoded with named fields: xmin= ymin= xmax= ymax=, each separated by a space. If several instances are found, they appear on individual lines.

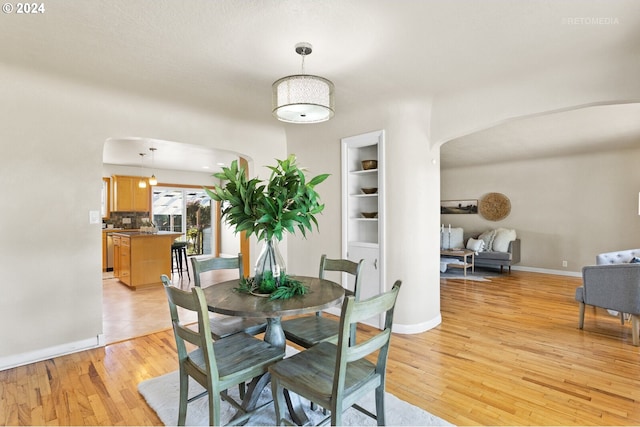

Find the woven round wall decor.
xmin=479 ymin=192 xmax=511 ymax=221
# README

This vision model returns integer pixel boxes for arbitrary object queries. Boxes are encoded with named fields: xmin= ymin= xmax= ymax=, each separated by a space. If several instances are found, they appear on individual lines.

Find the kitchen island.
xmin=111 ymin=231 xmax=182 ymax=289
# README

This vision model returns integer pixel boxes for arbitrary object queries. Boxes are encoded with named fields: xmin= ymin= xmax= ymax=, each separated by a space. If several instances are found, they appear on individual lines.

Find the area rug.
xmin=440 ymin=266 xmax=503 ymax=282
xmin=440 ymin=271 xmax=490 ymax=281
xmin=138 ymin=370 xmax=453 ymax=426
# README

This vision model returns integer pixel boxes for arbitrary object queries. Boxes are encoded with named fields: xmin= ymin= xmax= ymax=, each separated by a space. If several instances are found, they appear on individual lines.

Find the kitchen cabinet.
xmin=112 ymin=235 xmax=121 ymax=278
xmin=102 ymin=229 xmax=121 ymax=272
xmin=105 ymin=228 xmax=144 ymax=272
xmin=112 ymin=175 xmax=150 ymax=212
xmin=341 ymin=130 xmax=385 ymax=328
xmin=119 ymin=235 xmax=131 ymax=286
xmin=112 ymin=231 xmax=181 ymax=289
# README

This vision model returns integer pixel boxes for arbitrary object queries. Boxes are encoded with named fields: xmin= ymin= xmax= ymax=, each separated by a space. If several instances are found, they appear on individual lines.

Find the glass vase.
xmin=254 ymin=238 xmax=286 ymax=293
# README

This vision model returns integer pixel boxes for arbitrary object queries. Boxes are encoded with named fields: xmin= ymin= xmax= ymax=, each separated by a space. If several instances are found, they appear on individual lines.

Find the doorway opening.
xmin=101 ymin=135 xmax=252 ymax=344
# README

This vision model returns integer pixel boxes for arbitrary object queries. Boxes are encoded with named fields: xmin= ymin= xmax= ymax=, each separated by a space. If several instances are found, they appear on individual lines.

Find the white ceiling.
xmin=2 ymin=0 xmax=640 ymax=170
xmin=103 ymin=137 xmax=239 ymax=173
xmin=441 ymin=102 xmax=640 ymax=168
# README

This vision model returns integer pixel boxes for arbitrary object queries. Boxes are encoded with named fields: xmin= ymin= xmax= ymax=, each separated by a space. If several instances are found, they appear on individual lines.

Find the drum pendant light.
xmin=272 ymin=42 xmax=334 ymax=124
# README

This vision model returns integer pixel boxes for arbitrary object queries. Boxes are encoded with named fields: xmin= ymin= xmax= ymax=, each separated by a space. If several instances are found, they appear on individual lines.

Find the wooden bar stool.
xmin=171 ymin=241 xmax=190 ymax=280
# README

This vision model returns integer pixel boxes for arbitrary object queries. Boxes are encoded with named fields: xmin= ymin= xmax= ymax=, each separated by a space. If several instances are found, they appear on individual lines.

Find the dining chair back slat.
xmin=335 ymin=281 xmax=400 ymax=369
xmin=160 ymin=274 xmax=284 ymax=426
xmin=192 ymin=255 xmax=244 ymax=288
xmin=282 ymin=255 xmax=363 ymax=348
xmin=269 ymin=280 xmax=402 ymax=426
xmin=319 ymin=255 xmax=362 ymax=300
xmin=190 ymin=254 xmax=266 ymax=339
xmin=162 ymin=274 xmax=219 ymax=382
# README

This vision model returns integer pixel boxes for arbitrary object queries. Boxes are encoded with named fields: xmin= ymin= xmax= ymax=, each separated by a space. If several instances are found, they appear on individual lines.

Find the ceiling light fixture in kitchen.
xmin=148 ymin=147 xmax=158 ymax=186
xmin=272 ymin=42 xmax=334 ymax=124
xmin=138 ymin=153 xmax=147 ymax=188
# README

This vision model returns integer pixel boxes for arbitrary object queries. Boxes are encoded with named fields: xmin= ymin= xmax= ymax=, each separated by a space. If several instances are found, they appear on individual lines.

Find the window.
xmin=152 ymin=187 xmax=213 ymax=255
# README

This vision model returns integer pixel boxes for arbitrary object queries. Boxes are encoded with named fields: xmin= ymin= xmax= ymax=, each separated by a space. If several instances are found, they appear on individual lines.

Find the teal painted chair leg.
xmin=375 ymin=385 xmax=385 ymax=426
xmin=178 ymin=369 xmax=188 ymax=425
xmin=271 ymin=377 xmax=286 ymax=426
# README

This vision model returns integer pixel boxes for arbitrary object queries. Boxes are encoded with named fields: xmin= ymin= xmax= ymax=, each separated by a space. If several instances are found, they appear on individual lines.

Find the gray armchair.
xmin=576 ymin=259 xmax=640 ymax=346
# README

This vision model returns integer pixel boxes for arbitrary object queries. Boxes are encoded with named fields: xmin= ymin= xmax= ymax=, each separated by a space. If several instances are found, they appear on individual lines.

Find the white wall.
xmin=3 ymin=31 xmax=640 ymax=368
xmin=383 ymin=101 xmax=442 ymax=332
xmin=287 ymin=54 xmax=640 ymax=334
xmin=0 ymin=63 xmax=285 ymax=369
xmin=220 ymin=225 xmax=240 ymax=257
xmin=286 ymin=99 xmax=443 ymax=333
xmin=441 ymin=147 xmax=640 ymax=273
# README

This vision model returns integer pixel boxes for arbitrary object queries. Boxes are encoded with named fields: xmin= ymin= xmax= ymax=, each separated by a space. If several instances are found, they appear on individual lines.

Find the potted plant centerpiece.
xmin=206 ymin=155 xmax=329 ymax=300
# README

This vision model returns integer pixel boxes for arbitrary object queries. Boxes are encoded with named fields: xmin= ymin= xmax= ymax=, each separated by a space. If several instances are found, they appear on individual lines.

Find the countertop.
xmin=110 ymin=231 xmax=182 ymax=238
xmin=102 ymin=228 xmax=136 ymax=233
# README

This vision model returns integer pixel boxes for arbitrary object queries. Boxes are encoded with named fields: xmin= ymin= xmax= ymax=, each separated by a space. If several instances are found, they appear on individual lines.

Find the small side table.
xmin=440 ymin=249 xmax=475 ymax=276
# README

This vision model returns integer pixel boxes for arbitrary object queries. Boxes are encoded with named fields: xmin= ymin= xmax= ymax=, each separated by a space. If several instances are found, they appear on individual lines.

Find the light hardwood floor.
xmin=2 ymin=270 xmax=640 ymax=425
xmin=102 ymin=265 xmax=237 ymax=344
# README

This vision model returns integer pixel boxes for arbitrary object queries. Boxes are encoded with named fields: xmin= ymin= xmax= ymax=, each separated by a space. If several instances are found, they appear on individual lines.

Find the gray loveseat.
xmin=474 ymin=239 xmax=521 ymax=273
xmin=575 ymin=248 xmax=640 ymax=346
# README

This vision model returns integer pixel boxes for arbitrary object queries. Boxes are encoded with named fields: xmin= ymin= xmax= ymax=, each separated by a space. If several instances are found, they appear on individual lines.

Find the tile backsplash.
xmin=105 ymin=212 xmax=151 ymax=229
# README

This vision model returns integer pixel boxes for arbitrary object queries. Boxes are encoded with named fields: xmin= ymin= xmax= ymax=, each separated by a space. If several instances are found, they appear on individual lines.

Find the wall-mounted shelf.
xmin=350 ymin=169 xmax=378 ymax=175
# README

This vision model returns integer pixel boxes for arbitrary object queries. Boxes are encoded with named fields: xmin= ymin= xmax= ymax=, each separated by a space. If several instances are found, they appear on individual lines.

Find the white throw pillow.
xmin=493 ymin=228 xmax=517 ymax=252
xmin=478 ymin=229 xmax=497 ymax=251
xmin=466 ymin=237 xmax=485 ymax=252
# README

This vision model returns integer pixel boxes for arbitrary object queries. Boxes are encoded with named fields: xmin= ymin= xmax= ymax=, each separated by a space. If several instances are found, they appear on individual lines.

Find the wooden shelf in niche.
xmin=350 ymin=169 xmax=378 ymax=175
xmin=348 ymin=241 xmax=379 ymax=249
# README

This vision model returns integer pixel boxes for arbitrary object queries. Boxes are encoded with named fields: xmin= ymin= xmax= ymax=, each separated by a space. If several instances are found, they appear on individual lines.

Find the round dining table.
xmin=200 ymin=275 xmax=345 ymax=350
xmin=200 ymin=275 xmax=345 ymax=425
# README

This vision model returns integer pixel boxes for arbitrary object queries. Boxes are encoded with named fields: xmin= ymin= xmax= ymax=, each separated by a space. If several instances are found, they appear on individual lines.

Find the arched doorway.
xmin=101 ymin=136 xmax=251 ymax=343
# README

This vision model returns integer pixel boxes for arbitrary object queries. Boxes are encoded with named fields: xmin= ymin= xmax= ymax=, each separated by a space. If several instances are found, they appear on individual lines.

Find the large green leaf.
xmin=204 ymin=156 xmax=329 ymax=241
xmin=308 ymin=173 xmax=329 ymax=187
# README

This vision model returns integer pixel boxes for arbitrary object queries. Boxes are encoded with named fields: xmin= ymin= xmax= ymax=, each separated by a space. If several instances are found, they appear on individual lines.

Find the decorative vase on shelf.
xmin=254 ymin=238 xmax=286 ymax=293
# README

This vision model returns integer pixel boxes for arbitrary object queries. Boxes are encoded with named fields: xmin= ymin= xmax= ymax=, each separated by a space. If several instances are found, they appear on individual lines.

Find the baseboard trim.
xmin=0 ymin=335 xmax=104 ymax=371
xmin=511 ymin=265 xmax=582 ymax=277
xmin=393 ymin=313 xmax=442 ymax=335
xmin=326 ymin=308 xmax=442 ymax=334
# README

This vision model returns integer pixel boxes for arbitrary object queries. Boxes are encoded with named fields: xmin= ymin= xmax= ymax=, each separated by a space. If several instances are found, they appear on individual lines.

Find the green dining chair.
xmin=269 ymin=280 xmax=402 ymax=426
xmin=161 ymin=274 xmax=284 ymax=426
xmin=281 ymin=255 xmax=363 ymax=348
xmin=191 ymin=254 xmax=267 ymax=339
